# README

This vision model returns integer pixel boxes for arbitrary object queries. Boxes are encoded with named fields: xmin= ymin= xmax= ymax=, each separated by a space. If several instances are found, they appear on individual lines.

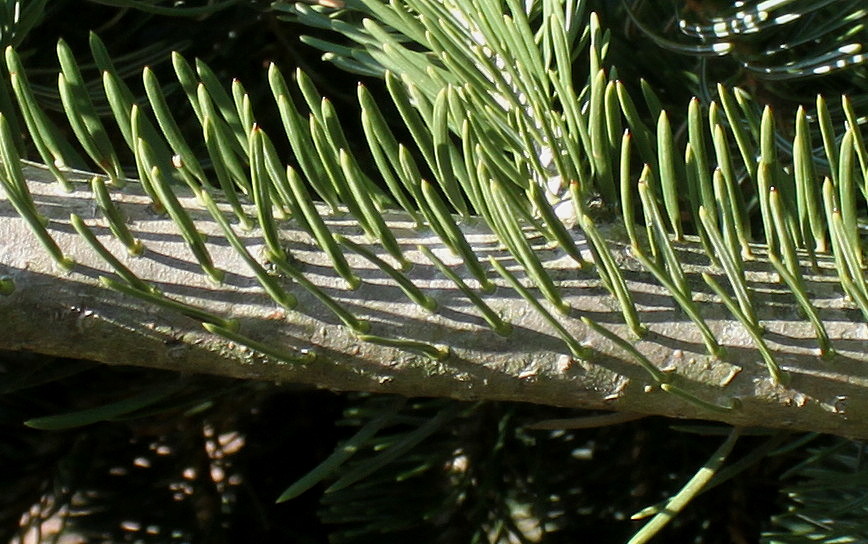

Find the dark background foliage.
xmin=2 ymin=352 xmax=795 ymax=543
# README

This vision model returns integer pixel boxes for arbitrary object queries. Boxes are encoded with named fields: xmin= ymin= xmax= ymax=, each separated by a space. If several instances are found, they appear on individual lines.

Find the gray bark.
xmin=1 ymin=166 xmax=866 ymax=437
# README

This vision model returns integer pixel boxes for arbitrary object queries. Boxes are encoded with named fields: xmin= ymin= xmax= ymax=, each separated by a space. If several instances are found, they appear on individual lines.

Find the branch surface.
xmin=1 ymin=167 xmax=866 ymax=437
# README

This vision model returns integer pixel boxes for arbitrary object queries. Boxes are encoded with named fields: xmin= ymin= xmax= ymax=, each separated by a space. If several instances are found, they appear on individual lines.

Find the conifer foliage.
xmin=0 ymin=1 xmax=866 ymax=542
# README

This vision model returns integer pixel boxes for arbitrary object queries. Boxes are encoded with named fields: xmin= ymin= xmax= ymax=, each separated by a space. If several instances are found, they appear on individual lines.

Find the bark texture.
xmin=1 ymin=167 xmax=866 ymax=437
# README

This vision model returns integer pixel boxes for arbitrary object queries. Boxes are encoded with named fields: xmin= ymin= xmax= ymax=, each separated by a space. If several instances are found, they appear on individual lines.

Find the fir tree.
xmin=0 ymin=1 xmax=866 ymax=542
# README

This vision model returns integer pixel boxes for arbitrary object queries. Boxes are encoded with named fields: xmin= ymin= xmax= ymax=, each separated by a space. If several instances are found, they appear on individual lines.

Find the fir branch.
xmin=1 ymin=166 xmax=865 ymax=437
